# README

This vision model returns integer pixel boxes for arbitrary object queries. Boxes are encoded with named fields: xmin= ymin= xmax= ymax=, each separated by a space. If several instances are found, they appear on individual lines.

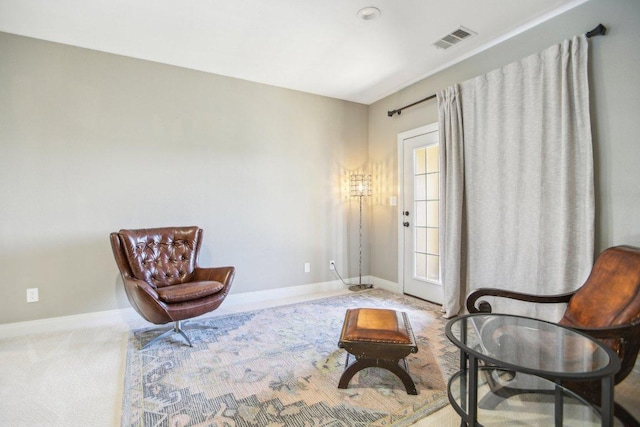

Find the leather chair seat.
xmin=156 ymin=280 xmax=224 ymax=304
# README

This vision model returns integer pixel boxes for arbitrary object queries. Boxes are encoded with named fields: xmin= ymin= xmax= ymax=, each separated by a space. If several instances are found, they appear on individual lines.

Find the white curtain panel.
xmin=437 ymin=85 xmax=465 ymax=318
xmin=438 ymin=35 xmax=594 ymax=319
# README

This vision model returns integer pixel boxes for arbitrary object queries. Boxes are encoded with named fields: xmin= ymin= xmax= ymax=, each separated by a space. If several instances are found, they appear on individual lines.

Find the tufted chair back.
xmin=118 ymin=226 xmax=201 ymax=288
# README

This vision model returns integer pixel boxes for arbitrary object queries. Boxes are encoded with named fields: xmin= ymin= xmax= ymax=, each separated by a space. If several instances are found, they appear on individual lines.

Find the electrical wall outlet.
xmin=329 ymin=260 xmax=335 ymax=270
xmin=304 ymin=262 xmax=310 ymax=273
xmin=26 ymin=288 xmax=39 ymax=303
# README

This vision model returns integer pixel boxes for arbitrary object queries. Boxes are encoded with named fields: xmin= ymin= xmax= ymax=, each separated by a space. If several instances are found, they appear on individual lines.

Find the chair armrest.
xmin=466 ymin=288 xmax=575 ymax=313
xmin=571 ymin=318 xmax=640 ymax=341
xmin=123 ymin=276 xmax=159 ymax=299
xmin=571 ymin=319 xmax=640 ymax=383
xmin=121 ymin=276 xmax=178 ymax=324
xmin=193 ymin=266 xmax=236 ymax=288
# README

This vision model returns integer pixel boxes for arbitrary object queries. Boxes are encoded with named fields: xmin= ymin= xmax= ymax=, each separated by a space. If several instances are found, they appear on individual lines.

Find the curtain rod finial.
xmin=586 ymin=23 xmax=606 ymax=38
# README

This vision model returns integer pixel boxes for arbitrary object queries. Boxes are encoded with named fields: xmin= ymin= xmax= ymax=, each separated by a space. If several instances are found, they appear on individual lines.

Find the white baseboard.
xmin=371 ymin=276 xmax=401 ymax=293
xmin=0 ymin=277 xmax=400 ymax=340
xmin=223 ymin=279 xmax=347 ymax=307
xmin=0 ymin=307 xmax=140 ymax=340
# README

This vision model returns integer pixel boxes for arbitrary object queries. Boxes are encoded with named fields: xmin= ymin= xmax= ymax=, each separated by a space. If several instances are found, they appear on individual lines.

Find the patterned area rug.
xmin=122 ymin=289 xmax=458 ymax=426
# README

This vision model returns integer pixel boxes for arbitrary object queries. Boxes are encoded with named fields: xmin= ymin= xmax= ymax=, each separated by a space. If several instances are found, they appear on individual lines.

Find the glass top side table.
xmin=446 ymin=314 xmax=621 ymax=427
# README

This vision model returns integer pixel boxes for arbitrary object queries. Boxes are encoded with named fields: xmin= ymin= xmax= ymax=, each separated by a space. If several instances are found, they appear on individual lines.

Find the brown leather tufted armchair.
xmin=467 ymin=245 xmax=640 ymax=426
xmin=110 ymin=226 xmax=235 ymax=349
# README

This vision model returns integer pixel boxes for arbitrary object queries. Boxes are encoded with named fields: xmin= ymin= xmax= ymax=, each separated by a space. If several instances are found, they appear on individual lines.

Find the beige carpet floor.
xmin=0 ymin=288 xmax=638 ymax=426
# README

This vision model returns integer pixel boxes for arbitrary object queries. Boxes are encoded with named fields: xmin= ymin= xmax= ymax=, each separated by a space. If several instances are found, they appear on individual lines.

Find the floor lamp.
xmin=350 ymin=174 xmax=373 ymax=291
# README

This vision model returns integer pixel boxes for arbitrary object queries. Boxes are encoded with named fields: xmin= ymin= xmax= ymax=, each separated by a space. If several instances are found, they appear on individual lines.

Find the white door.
xmin=398 ymin=124 xmax=442 ymax=304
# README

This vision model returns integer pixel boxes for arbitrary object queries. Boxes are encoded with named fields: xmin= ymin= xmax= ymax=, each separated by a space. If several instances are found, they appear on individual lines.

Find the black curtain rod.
xmin=387 ymin=94 xmax=436 ymax=117
xmin=387 ymin=23 xmax=607 ymax=118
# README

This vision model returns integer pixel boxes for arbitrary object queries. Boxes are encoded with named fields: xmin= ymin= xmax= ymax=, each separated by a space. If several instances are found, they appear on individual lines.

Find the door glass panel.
xmin=415 ymin=148 xmax=426 ymax=174
xmin=415 ymin=175 xmax=426 ymax=200
xmin=415 ymin=253 xmax=427 ymax=278
xmin=427 ymin=173 xmax=439 ymax=199
xmin=426 ymin=145 xmax=439 ymax=173
xmin=427 ymin=227 xmax=439 ymax=254
xmin=412 ymin=141 xmax=440 ymax=283
xmin=416 ymin=227 xmax=427 ymax=253
xmin=427 ymin=201 xmax=439 ymax=227
xmin=415 ymin=201 xmax=426 ymax=227
xmin=427 ymin=255 xmax=440 ymax=281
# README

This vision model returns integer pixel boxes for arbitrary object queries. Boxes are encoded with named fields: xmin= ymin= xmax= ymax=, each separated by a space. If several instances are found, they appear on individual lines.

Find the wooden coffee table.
xmin=338 ymin=308 xmax=419 ymax=394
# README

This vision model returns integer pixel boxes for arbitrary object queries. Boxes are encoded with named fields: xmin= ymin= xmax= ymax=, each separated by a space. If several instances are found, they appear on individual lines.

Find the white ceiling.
xmin=0 ymin=0 xmax=585 ymax=104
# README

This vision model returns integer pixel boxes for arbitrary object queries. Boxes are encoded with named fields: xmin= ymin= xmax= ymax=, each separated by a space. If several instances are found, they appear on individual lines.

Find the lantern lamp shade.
xmin=350 ymin=174 xmax=372 ymax=197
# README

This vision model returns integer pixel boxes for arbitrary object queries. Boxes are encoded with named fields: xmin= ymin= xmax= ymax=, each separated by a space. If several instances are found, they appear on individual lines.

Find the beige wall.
xmin=368 ymin=0 xmax=640 ymax=282
xmin=2 ymin=0 xmax=639 ymax=324
xmin=0 ymin=32 xmax=368 ymax=324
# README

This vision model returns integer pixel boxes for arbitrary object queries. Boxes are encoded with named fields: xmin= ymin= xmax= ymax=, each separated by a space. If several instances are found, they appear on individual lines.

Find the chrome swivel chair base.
xmin=141 ymin=320 xmax=193 ymax=349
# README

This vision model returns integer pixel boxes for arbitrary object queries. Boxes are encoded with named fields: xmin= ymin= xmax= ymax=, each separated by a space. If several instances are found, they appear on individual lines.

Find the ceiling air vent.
xmin=433 ymin=26 xmax=476 ymax=50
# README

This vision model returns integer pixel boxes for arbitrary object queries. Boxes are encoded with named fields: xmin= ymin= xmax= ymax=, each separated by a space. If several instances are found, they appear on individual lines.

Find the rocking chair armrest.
xmin=466 ymin=288 xmax=576 ymax=313
xmin=570 ymin=318 xmax=640 ymax=341
xmin=570 ymin=319 xmax=640 ymax=383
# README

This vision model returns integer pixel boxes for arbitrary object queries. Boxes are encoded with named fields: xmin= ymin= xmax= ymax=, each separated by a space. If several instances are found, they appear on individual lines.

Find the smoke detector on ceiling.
xmin=433 ymin=26 xmax=476 ymax=50
xmin=357 ymin=7 xmax=381 ymax=21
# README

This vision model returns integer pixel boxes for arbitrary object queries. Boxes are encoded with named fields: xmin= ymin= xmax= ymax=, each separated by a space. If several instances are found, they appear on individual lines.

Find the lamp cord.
xmin=331 ymin=263 xmax=349 ymax=286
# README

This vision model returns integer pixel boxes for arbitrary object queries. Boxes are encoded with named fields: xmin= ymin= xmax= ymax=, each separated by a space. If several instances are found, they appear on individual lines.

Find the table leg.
xmin=469 ymin=354 xmax=478 ymax=426
xmin=459 ymin=322 xmax=469 ymax=425
xmin=554 ymin=380 xmax=563 ymax=427
xmin=460 ymin=321 xmax=468 ymax=368
xmin=338 ymin=357 xmax=418 ymax=395
xmin=458 ymin=353 xmax=468 ymax=425
xmin=460 ymin=322 xmax=477 ymax=427
xmin=601 ymin=375 xmax=614 ymax=427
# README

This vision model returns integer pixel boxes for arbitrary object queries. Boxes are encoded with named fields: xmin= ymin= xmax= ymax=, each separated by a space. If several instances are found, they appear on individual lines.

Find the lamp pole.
xmin=350 ymin=174 xmax=372 ymax=291
xmin=357 ymin=191 xmax=364 ymax=286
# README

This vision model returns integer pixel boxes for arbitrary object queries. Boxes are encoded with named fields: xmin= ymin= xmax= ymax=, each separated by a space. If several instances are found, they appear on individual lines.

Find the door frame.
xmin=397 ymin=122 xmax=439 ymax=296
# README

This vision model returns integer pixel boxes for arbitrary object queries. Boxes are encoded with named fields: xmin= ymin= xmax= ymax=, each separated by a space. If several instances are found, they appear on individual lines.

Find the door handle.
xmin=403 ymin=222 xmax=410 ymax=227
